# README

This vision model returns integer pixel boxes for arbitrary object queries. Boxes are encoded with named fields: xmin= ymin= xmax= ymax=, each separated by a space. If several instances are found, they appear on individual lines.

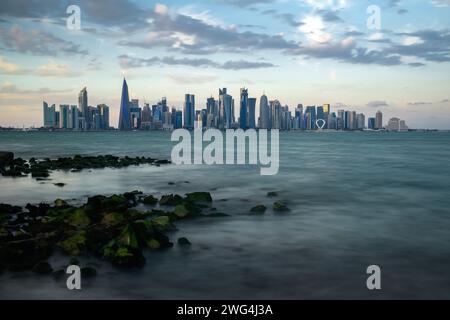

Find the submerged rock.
xmin=178 ymin=237 xmax=191 ymax=246
xmin=142 ymin=195 xmax=158 ymax=205
xmin=54 ymin=183 xmax=66 ymax=188
xmin=267 ymin=191 xmax=278 ymax=197
xmin=273 ymin=201 xmax=290 ymax=212
xmin=250 ymin=205 xmax=267 ymax=214
xmin=0 ymin=151 xmax=14 ymax=168
xmin=160 ymin=194 xmax=184 ymax=206
xmin=185 ymin=192 xmax=213 ymax=203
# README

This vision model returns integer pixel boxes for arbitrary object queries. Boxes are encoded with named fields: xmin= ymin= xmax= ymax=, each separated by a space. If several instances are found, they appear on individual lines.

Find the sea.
xmin=1 ymin=131 xmax=450 ymax=299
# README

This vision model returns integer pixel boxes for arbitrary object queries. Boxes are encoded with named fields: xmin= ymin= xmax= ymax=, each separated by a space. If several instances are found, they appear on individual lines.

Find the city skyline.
xmin=0 ymin=0 xmax=449 ymax=129
xmin=35 ymin=78 xmax=412 ymax=132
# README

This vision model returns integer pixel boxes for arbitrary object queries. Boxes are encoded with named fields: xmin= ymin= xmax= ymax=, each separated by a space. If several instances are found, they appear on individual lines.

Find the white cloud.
xmin=36 ymin=61 xmax=80 ymax=77
xmin=154 ymin=3 xmax=169 ymax=15
xmin=0 ymin=56 xmax=26 ymax=75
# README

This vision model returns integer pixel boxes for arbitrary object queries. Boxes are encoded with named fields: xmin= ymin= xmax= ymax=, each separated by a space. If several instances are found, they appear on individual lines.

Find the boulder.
xmin=273 ymin=201 xmax=290 ymax=212
xmin=178 ymin=237 xmax=191 ymax=246
xmin=0 ymin=152 xmax=14 ymax=167
xmin=250 ymin=205 xmax=267 ymax=214
xmin=185 ymin=192 xmax=213 ymax=203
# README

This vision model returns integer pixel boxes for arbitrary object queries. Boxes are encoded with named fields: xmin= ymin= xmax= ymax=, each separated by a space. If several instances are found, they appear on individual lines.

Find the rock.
xmin=273 ymin=201 xmax=289 ymax=212
xmin=174 ymin=204 xmax=189 ymax=218
xmin=54 ymin=199 xmax=69 ymax=208
xmin=32 ymin=261 xmax=53 ymax=274
xmin=54 ymin=183 xmax=66 ymax=188
xmin=0 ymin=239 xmax=53 ymax=271
xmin=81 ymin=266 xmax=97 ymax=278
xmin=25 ymin=203 xmax=50 ymax=216
xmin=103 ymin=246 xmax=145 ymax=268
xmin=185 ymin=192 xmax=212 ymax=203
xmin=267 ymin=191 xmax=278 ymax=197
xmin=160 ymin=194 xmax=184 ymax=206
xmin=168 ymin=182 xmax=175 ymax=185
xmin=0 ymin=151 xmax=14 ymax=167
xmin=250 ymin=205 xmax=267 ymax=214
xmin=58 ymin=231 xmax=87 ymax=256
xmin=206 ymin=212 xmax=229 ymax=218
xmin=178 ymin=237 xmax=191 ymax=246
xmin=0 ymin=203 xmax=22 ymax=214
xmin=69 ymin=257 xmax=80 ymax=266
xmin=66 ymin=208 xmax=90 ymax=227
xmin=31 ymin=170 xmax=50 ymax=178
xmin=142 ymin=195 xmax=158 ymax=205
xmin=101 ymin=212 xmax=124 ymax=227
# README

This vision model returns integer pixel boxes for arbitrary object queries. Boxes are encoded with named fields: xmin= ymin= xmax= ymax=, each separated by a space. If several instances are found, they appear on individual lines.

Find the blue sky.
xmin=0 ymin=0 xmax=449 ymax=128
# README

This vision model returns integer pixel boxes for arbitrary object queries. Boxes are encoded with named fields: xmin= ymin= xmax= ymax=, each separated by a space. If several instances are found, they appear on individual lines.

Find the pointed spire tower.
xmin=118 ymin=78 xmax=131 ymax=130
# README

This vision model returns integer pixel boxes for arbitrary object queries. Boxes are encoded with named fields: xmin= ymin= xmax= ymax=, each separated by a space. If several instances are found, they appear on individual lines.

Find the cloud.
xmin=166 ymin=73 xmax=219 ymax=84
xmin=118 ymin=54 xmax=275 ymax=70
xmin=430 ymin=0 xmax=450 ymax=7
xmin=36 ymin=61 xmax=81 ymax=77
xmin=119 ymin=6 xmax=299 ymax=55
xmin=0 ymin=25 xmax=88 ymax=56
xmin=367 ymin=101 xmax=389 ymax=108
xmin=0 ymin=56 xmax=27 ymax=74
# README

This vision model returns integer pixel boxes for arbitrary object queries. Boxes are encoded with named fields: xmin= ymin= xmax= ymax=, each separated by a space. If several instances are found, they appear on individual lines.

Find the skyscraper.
xmin=59 ymin=105 xmax=70 ymax=129
xmin=184 ymin=94 xmax=195 ymax=129
xmin=43 ymin=101 xmax=56 ymax=128
xmin=259 ymin=94 xmax=270 ymax=129
xmin=375 ymin=111 xmax=383 ymax=130
xmin=248 ymin=98 xmax=256 ymax=129
xmin=219 ymin=88 xmax=232 ymax=129
xmin=78 ymin=87 xmax=88 ymax=130
xmin=271 ymin=100 xmax=282 ymax=129
xmin=239 ymin=88 xmax=248 ymax=129
xmin=305 ymin=106 xmax=316 ymax=130
xmin=97 ymin=104 xmax=110 ymax=130
xmin=118 ymin=79 xmax=132 ymax=131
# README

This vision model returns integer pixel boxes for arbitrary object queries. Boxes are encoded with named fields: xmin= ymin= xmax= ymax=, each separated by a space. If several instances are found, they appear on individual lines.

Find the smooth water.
xmin=1 ymin=131 xmax=450 ymax=299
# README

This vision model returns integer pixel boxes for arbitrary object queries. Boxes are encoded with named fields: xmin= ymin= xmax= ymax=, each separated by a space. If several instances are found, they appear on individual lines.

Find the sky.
xmin=0 ymin=0 xmax=449 ymax=129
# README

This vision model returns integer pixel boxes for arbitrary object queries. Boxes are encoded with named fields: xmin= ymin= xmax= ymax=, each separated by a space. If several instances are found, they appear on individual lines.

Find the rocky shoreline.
xmin=0 ymin=152 xmax=171 ymax=179
xmin=0 ymin=191 xmax=229 ymax=276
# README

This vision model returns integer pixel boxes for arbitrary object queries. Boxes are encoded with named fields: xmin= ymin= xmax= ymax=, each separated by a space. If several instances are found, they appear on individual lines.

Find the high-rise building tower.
xmin=43 ymin=101 xmax=56 ymax=128
xmin=78 ymin=87 xmax=88 ymax=130
xmin=184 ymin=94 xmax=195 ymax=129
xmin=239 ymin=88 xmax=248 ymax=129
xmin=59 ymin=105 xmax=70 ymax=129
xmin=219 ymin=88 xmax=233 ymax=129
xmin=259 ymin=94 xmax=270 ymax=129
xmin=248 ymin=98 xmax=256 ymax=129
xmin=375 ymin=111 xmax=383 ymax=130
xmin=118 ymin=79 xmax=132 ymax=130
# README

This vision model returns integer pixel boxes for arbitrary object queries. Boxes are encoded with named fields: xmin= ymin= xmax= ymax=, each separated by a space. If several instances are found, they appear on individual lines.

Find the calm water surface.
xmin=1 ymin=131 xmax=450 ymax=299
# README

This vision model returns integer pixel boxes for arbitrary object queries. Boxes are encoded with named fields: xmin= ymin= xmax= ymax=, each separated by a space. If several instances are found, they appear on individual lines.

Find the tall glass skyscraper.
xmin=78 ymin=87 xmax=88 ymax=130
xmin=259 ymin=94 xmax=270 ymax=129
xmin=239 ymin=88 xmax=248 ymax=129
xmin=118 ymin=79 xmax=132 ymax=131
xmin=248 ymin=98 xmax=256 ymax=129
xmin=184 ymin=94 xmax=195 ymax=129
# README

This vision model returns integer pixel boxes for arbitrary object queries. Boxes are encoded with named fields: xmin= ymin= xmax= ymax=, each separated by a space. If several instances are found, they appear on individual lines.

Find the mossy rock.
xmin=54 ymin=199 xmax=69 ymax=208
xmin=0 ymin=239 xmax=53 ymax=271
xmin=250 ymin=205 xmax=267 ymax=214
xmin=160 ymin=194 xmax=184 ymax=206
xmin=178 ymin=237 xmax=191 ymax=246
xmin=142 ymin=195 xmax=158 ymax=205
xmin=174 ymin=204 xmax=189 ymax=218
xmin=101 ymin=212 xmax=124 ymax=227
xmin=58 ymin=231 xmax=87 ymax=256
xmin=185 ymin=192 xmax=212 ymax=203
xmin=67 ymin=208 xmax=91 ymax=227
xmin=273 ymin=201 xmax=290 ymax=212
xmin=0 ymin=203 xmax=22 ymax=214
xmin=146 ymin=239 xmax=161 ymax=250
xmin=267 ymin=191 xmax=278 ymax=197
xmin=103 ymin=246 xmax=145 ymax=268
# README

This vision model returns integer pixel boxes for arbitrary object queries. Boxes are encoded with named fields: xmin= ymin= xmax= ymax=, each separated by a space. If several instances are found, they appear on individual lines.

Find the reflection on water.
xmin=1 ymin=131 xmax=450 ymax=299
